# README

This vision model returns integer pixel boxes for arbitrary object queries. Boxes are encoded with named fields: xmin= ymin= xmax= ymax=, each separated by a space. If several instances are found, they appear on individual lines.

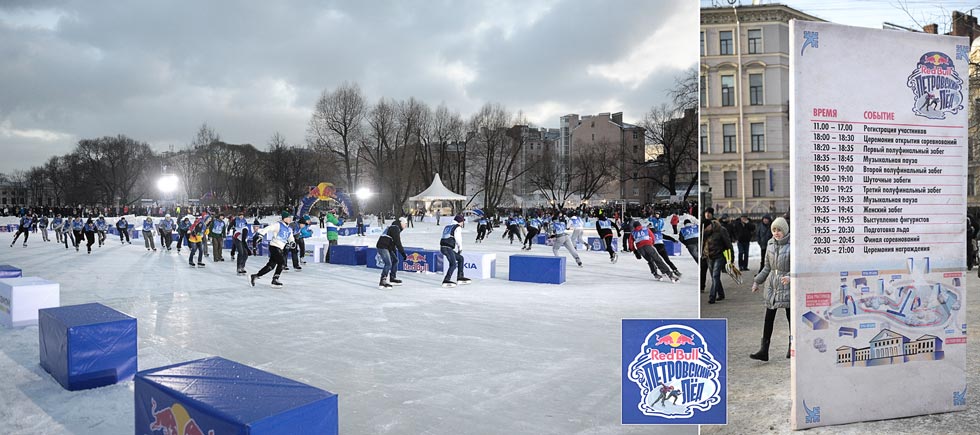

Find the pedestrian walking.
xmin=750 ymin=217 xmax=792 ymax=362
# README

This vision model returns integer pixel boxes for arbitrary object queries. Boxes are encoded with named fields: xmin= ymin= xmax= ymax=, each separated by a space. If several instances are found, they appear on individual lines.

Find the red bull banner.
xmin=136 ymin=356 xmax=338 ymax=435
xmin=790 ymin=21 xmax=968 ymax=429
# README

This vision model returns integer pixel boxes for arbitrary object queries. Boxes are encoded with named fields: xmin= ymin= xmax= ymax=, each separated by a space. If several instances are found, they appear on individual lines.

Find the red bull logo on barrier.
xmin=149 ymin=398 xmax=214 ymax=435
xmin=623 ymin=320 xmax=726 ymax=424
xmin=403 ymin=252 xmax=427 ymax=272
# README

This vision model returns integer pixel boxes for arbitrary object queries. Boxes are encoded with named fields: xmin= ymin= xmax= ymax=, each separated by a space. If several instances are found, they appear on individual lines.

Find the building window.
xmin=700 ymin=125 xmax=708 ymax=154
xmin=700 ymin=75 xmax=707 ymax=107
xmin=721 ymin=75 xmax=734 ymax=106
xmin=701 ymin=171 xmax=709 ymax=187
xmin=724 ymin=171 xmax=737 ymax=198
xmin=752 ymin=170 xmax=766 ymax=197
xmin=749 ymin=74 xmax=763 ymax=106
xmin=700 ymin=31 xmax=705 ymax=56
xmin=748 ymin=29 xmax=762 ymax=54
xmin=720 ymin=31 xmax=733 ymax=55
xmin=970 ymin=174 xmax=976 ymax=197
xmin=751 ymin=123 xmax=765 ymax=152
xmin=633 ymin=144 xmax=638 ymax=153
xmin=633 ymin=131 xmax=640 ymax=139
xmin=723 ymin=124 xmax=736 ymax=153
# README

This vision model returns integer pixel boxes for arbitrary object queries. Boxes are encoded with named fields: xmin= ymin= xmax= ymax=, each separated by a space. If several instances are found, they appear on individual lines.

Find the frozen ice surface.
xmin=0 ymin=217 xmax=698 ymax=434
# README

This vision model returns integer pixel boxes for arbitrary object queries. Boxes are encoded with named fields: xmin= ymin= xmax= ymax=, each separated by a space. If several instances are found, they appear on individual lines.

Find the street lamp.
xmin=355 ymin=187 xmax=373 ymax=199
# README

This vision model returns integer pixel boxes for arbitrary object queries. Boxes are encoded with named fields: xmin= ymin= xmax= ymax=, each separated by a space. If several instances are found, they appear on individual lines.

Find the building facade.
xmin=700 ymin=4 xmax=823 ymax=216
xmin=564 ymin=112 xmax=647 ymax=204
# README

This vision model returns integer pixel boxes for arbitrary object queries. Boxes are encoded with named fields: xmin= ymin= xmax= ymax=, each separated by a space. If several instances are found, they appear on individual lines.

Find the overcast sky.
xmin=0 ymin=0 xmax=697 ymax=174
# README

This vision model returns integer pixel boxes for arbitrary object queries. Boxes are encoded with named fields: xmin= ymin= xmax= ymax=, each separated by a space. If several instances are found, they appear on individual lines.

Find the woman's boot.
xmin=750 ymin=339 xmax=770 ymax=361
xmin=786 ymin=337 xmax=792 ymax=359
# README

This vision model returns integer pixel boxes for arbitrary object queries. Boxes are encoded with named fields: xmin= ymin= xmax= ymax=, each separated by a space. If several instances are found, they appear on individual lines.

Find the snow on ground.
xmin=0 ymin=217 xmax=698 ymax=434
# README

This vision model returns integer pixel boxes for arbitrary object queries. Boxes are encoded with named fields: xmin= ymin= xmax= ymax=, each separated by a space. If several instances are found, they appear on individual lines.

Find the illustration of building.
xmin=836 ymin=329 xmax=944 ymax=367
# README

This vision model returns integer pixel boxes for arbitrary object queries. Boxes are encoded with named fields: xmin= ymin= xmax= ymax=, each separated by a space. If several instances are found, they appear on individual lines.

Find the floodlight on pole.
xmin=157 ymin=174 xmax=179 ymax=193
xmin=355 ymin=187 xmax=373 ymax=199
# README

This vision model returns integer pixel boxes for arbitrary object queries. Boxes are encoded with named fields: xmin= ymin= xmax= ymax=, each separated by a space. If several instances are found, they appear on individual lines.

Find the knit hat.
xmin=398 ymin=216 xmax=408 ymax=225
xmin=633 ymin=220 xmax=643 ymax=228
xmin=771 ymin=217 xmax=789 ymax=234
xmin=281 ymin=211 xmax=292 ymax=219
xmin=454 ymin=214 xmax=464 ymax=223
xmin=253 ymin=219 xmax=261 ymax=225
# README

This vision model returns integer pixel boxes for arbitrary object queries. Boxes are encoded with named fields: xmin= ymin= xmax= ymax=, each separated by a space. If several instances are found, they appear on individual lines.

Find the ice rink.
xmin=0 ymin=217 xmax=699 ymax=434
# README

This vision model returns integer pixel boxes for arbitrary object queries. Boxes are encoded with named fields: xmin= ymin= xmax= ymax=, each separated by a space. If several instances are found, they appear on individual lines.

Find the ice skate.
xmin=389 ymin=278 xmax=403 ymax=286
xmin=197 ymin=262 xmax=206 ymax=268
xmin=294 ymin=266 xmax=302 ymax=271
xmin=576 ymin=258 xmax=583 ymax=267
xmin=250 ymin=274 xmax=257 ymax=287
xmin=271 ymin=279 xmax=283 ymax=288
xmin=457 ymin=277 xmax=472 ymax=285
xmin=379 ymin=278 xmax=393 ymax=290
xmin=189 ymin=263 xmax=196 ymax=268
xmin=672 ymin=270 xmax=682 ymax=278
xmin=442 ymin=280 xmax=457 ymax=288
xmin=611 ymin=253 xmax=618 ymax=263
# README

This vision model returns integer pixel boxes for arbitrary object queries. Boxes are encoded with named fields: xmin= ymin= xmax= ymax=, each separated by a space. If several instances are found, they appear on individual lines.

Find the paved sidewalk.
xmin=701 ymin=268 xmax=980 ymax=434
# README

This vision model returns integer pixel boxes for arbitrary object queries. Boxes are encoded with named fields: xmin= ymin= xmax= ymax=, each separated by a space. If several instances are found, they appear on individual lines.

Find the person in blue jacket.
xmin=176 ymin=217 xmax=190 ymax=253
xmin=285 ymin=216 xmax=312 ymax=271
xmin=38 ymin=214 xmax=50 ymax=242
xmin=71 ymin=216 xmax=84 ymax=251
xmin=159 ymin=214 xmax=175 ymax=251
xmin=52 ymin=214 xmax=64 ymax=244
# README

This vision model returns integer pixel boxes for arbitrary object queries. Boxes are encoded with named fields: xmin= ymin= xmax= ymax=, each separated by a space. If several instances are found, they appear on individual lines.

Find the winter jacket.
xmin=733 ymin=220 xmax=756 ymax=243
xmin=324 ymin=213 xmax=340 ymax=241
xmin=649 ymin=218 xmax=665 ymax=245
xmin=209 ymin=219 xmax=226 ymax=238
xmin=754 ymin=234 xmax=791 ymax=309
xmin=595 ymin=217 xmax=620 ymax=237
xmin=627 ymin=227 xmax=655 ymax=250
xmin=116 ymin=219 xmax=128 ymax=230
xmin=702 ymin=222 xmax=733 ymax=260
xmin=142 ymin=219 xmax=155 ymax=232
xmin=376 ymin=223 xmax=406 ymax=257
xmin=95 ymin=219 xmax=108 ymax=231
xmin=757 ymin=216 xmax=773 ymax=246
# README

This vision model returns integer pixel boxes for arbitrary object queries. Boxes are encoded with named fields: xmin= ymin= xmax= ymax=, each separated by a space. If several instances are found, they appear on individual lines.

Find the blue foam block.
xmin=588 ymin=237 xmax=618 ymax=252
xmin=366 ymin=247 xmax=443 ymax=272
xmin=222 ymin=236 xmax=234 ymax=249
xmin=39 ymin=303 xmax=137 ymax=391
xmin=0 ymin=264 xmax=22 ymax=278
xmin=135 ymin=356 xmax=338 ymax=435
xmin=509 ymin=255 xmax=566 ymax=284
xmin=329 ymin=245 xmax=368 ymax=265
xmin=535 ymin=233 xmax=548 ymax=245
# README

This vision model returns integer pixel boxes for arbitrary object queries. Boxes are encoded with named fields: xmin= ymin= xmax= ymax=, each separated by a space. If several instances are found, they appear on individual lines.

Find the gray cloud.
xmin=0 ymin=0 xmax=696 ymax=173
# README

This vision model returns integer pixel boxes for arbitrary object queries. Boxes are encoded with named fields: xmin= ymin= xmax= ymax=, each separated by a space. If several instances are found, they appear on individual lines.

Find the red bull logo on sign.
xmin=403 ymin=252 xmax=427 ymax=272
xmin=149 ymin=398 xmax=214 ymax=435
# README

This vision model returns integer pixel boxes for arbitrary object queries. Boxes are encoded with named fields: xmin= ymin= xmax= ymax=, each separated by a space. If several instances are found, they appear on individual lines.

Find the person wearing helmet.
xmin=439 ymin=214 xmax=471 ymax=287
xmin=9 ymin=212 xmax=33 ymax=248
xmin=376 ymin=217 xmax=408 ymax=289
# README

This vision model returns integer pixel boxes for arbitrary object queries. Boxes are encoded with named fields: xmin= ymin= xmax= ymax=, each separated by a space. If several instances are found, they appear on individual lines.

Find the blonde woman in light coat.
xmin=749 ymin=217 xmax=790 ymax=362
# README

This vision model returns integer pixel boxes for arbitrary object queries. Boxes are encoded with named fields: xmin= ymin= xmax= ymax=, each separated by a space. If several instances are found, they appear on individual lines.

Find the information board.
xmin=789 ymin=20 xmax=968 ymax=429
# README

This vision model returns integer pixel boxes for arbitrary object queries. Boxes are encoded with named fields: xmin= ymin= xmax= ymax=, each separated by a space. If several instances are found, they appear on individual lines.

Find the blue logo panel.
xmin=622 ymin=319 xmax=727 ymax=425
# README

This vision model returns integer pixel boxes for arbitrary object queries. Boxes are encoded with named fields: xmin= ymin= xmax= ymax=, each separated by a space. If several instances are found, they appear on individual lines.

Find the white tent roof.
xmin=409 ymin=173 xmax=467 ymax=201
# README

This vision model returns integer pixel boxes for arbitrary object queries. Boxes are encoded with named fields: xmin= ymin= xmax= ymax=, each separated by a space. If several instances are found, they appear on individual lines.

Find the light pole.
xmin=157 ymin=174 xmax=179 ymax=215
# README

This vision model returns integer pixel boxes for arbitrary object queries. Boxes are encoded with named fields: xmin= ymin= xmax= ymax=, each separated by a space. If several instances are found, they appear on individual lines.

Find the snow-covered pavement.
xmin=0 ymin=218 xmax=698 ymax=434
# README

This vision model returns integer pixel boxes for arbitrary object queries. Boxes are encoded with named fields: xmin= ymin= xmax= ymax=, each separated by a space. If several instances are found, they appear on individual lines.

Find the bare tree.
xmin=570 ymin=144 xmax=616 ymax=201
xmin=75 ymin=135 xmax=153 ymax=206
xmin=634 ymin=104 xmax=699 ymax=198
xmin=468 ymin=103 xmax=528 ymax=215
xmin=307 ymin=82 xmax=366 ymax=200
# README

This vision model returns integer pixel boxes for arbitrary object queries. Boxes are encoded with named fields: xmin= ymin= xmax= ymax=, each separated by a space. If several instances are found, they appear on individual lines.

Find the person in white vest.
xmin=568 ymin=211 xmax=585 ymax=250
xmin=439 ymin=215 xmax=472 ymax=287
xmin=249 ymin=211 xmax=295 ymax=289
xmin=548 ymin=213 xmax=583 ymax=267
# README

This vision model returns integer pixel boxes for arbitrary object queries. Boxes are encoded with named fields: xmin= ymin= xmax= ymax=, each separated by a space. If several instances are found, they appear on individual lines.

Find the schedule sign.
xmin=789 ymin=21 xmax=968 ymax=429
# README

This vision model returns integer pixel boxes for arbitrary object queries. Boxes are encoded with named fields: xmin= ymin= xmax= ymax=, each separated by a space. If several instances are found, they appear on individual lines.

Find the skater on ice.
xmin=250 ymin=211 xmax=295 ymax=288
xmin=376 ymin=217 xmax=408 ymax=289
xmin=439 ymin=214 xmax=472 ymax=287
xmin=627 ymin=221 xmax=679 ymax=282
xmin=549 ymin=212 xmax=583 ymax=267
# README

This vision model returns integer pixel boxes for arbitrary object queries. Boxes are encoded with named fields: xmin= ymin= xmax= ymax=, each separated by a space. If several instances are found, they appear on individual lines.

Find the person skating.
xmin=250 ymin=211 xmax=295 ymax=288
xmin=141 ymin=216 xmax=157 ymax=251
xmin=750 ymin=217 xmax=792 ymax=362
xmin=475 ymin=215 xmax=489 ymax=243
xmin=52 ymin=214 xmax=64 ymax=244
xmin=116 ymin=216 xmax=131 ymax=244
xmin=10 ymin=213 xmax=33 ymax=247
xmin=232 ymin=217 xmax=254 ymax=275
xmin=569 ymin=212 xmax=585 ymax=250
xmin=94 ymin=215 xmax=108 ymax=247
xmin=159 ymin=214 xmax=175 ymax=251
xmin=59 ymin=216 xmax=75 ymax=249
xmin=71 ymin=216 xmax=84 ymax=251
xmin=505 ymin=215 xmax=521 ymax=244
xmin=549 ymin=214 xmax=582 ymax=267
xmin=439 ymin=214 xmax=471 ymax=287
xmin=649 ymin=213 xmax=681 ymax=278
xmin=595 ymin=212 xmax=621 ymax=263
xmin=186 ymin=217 xmax=206 ymax=267
xmin=82 ymin=218 xmax=97 ymax=254
xmin=375 ymin=217 xmax=408 ymax=289
xmin=522 ymin=215 xmax=542 ymax=251
xmin=230 ymin=212 xmax=248 ymax=260
xmin=628 ymin=221 xmax=678 ymax=282
xmin=678 ymin=219 xmax=700 ymax=261
xmin=38 ymin=214 xmax=50 ymax=242
xmin=286 ymin=217 xmax=311 ymax=271
xmin=209 ymin=213 xmax=227 ymax=261
xmin=356 ymin=213 xmax=365 ymax=237
xmin=176 ymin=217 xmax=190 ymax=253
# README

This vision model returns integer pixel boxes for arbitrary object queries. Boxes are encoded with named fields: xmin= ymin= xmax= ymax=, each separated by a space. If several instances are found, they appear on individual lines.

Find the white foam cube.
xmin=461 ymin=252 xmax=497 ymax=279
xmin=0 ymin=277 xmax=60 ymax=328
